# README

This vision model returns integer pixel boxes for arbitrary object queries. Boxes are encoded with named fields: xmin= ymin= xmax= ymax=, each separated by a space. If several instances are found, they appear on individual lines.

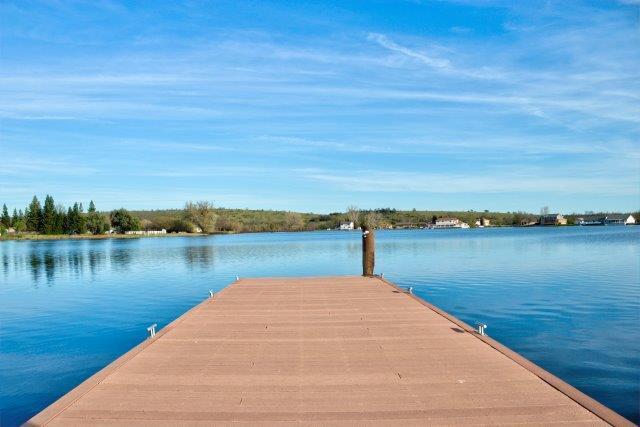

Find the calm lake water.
xmin=1 ymin=227 xmax=639 ymax=425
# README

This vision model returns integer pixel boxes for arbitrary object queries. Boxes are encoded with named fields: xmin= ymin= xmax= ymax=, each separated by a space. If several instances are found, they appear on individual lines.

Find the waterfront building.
xmin=540 ymin=213 xmax=567 ymax=226
xmin=475 ymin=217 xmax=491 ymax=227
xmin=577 ymin=214 xmax=635 ymax=226
xmin=434 ymin=217 xmax=470 ymax=228
xmin=124 ymin=229 xmax=167 ymax=235
xmin=604 ymin=214 xmax=635 ymax=225
xmin=338 ymin=221 xmax=354 ymax=230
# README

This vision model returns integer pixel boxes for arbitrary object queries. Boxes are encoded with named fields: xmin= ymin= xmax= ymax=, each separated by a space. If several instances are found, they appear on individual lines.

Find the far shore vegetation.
xmin=1 ymin=195 xmax=638 ymax=240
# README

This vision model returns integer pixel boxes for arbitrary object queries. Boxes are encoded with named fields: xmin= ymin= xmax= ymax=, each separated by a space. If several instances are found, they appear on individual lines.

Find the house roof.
xmin=605 ymin=214 xmax=631 ymax=220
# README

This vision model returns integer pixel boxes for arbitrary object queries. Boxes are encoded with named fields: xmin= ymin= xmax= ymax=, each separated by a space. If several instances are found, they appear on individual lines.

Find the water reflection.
xmin=10 ymin=244 xmax=111 ymax=285
xmin=183 ymin=246 xmax=215 ymax=268
xmin=1 ymin=250 xmax=8 ymax=279
xmin=110 ymin=247 xmax=132 ymax=272
xmin=88 ymin=250 xmax=104 ymax=276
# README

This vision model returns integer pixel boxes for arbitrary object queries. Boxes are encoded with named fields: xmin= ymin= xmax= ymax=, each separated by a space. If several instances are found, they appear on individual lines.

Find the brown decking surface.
xmin=28 ymin=276 xmax=628 ymax=426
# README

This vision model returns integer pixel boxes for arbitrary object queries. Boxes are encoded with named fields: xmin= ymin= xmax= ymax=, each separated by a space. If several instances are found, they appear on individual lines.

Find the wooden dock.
xmin=27 ymin=276 xmax=632 ymax=426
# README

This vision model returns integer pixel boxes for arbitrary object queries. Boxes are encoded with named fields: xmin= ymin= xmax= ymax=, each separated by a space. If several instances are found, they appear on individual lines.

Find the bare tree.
xmin=361 ymin=211 xmax=382 ymax=229
xmin=346 ymin=205 xmax=359 ymax=227
xmin=283 ymin=212 xmax=304 ymax=231
xmin=184 ymin=201 xmax=218 ymax=233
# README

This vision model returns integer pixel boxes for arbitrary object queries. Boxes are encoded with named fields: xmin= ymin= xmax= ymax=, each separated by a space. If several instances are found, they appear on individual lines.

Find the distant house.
xmin=604 ymin=214 xmax=635 ymax=225
xmin=338 ymin=221 xmax=354 ymax=230
xmin=577 ymin=214 xmax=635 ymax=226
xmin=434 ymin=217 xmax=470 ymax=229
xmin=540 ymin=214 xmax=567 ymax=226
xmin=6 ymin=227 xmax=16 ymax=234
xmin=125 ymin=229 xmax=167 ymax=235
xmin=474 ymin=218 xmax=490 ymax=227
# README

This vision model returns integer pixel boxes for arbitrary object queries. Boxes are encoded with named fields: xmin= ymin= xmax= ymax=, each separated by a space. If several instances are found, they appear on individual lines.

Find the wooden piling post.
xmin=362 ymin=226 xmax=375 ymax=276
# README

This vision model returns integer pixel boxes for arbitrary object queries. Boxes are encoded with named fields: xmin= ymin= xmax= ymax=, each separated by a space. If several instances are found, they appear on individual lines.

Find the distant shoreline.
xmin=0 ymin=232 xmax=220 ymax=242
xmin=4 ymin=224 xmax=637 ymax=242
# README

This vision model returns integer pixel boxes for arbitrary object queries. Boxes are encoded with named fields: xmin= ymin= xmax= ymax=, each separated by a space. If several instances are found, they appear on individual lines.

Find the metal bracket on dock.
xmin=235 ymin=275 xmax=239 ymax=281
xmin=147 ymin=323 xmax=157 ymax=338
xmin=406 ymin=286 xmax=413 ymax=294
xmin=476 ymin=323 xmax=487 ymax=336
xmin=209 ymin=290 xmax=215 ymax=298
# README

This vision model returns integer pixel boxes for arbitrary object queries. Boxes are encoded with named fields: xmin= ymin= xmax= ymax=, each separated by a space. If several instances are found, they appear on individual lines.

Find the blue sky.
xmin=1 ymin=0 xmax=638 ymax=214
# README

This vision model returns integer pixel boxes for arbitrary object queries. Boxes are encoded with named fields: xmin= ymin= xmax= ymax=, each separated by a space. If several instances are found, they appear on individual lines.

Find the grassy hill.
xmin=129 ymin=207 xmax=542 ymax=233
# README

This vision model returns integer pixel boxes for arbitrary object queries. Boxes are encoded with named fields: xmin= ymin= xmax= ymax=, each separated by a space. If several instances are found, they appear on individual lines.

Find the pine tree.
xmin=77 ymin=202 xmax=86 ymax=233
xmin=26 ymin=196 xmax=43 ymax=232
xmin=55 ymin=204 xmax=66 ymax=234
xmin=42 ymin=195 xmax=57 ymax=234
xmin=11 ymin=208 xmax=18 ymax=227
xmin=64 ymin=206 xmax=73 ymax=234
xmin=13 ymin=209 xmax=26 ymax=232
xmin=1 ymin=204 xmax=10 ymax=227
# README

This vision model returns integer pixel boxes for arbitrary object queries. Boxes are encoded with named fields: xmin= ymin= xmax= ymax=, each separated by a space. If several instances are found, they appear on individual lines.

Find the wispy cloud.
xmin=367 ymin=32 xmax=451 ymax=69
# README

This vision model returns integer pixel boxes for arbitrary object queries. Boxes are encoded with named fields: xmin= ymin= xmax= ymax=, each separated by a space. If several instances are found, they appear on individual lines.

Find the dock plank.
xmin=27 ymin=276 xmax=631 ymax=426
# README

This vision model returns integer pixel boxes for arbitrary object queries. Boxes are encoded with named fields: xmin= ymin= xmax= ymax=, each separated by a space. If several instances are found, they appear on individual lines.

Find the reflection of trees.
xmin=184 ymin=245 xmax=215 ymax=269
xmin=21 ymin=244 xmax=109 ymax=285
xmin=44 ymin=251 xmax=56 ymax=283
xmin=88 ymin=250 xmax=103 ymax=275
xmin=67 ymin=249 xmax=83 ymax=278
xmin=29 ymin=250 xmax=42 ymax=283
xmin=110 ymin=248 xmax=132 ymax=271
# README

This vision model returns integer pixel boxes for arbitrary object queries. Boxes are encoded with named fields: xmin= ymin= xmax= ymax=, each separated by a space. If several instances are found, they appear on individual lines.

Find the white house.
xmin=125 ymin=229 xmax=167 ymax=235
xmin=338 ymin=221 xmax=354 ymax=230
xmin=434 ymin=218 xmax=470 ymax=229
xmin=604 ymin=214 xmax=636 ymax=225
xmin=474 ymin=218 xmax=491 ymax=227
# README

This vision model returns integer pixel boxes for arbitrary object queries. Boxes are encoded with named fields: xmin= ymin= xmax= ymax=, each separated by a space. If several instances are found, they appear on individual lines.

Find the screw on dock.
xmin=476 ymin=323 xmax=487 ymax=336
xmin=147 ymin=323 xmax=157 ymax=338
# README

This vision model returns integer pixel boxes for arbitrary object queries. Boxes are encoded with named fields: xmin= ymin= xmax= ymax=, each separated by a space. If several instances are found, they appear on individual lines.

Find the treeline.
xmin=0 ymin=195 xmax=142 ymax=235
xmin=358 ymin=208 xmax=540 ymax=228
xmin=131 ymin=206 xmax=351 ymax=233
xmin=4 ymin=195 xmax=634 ymax=237
xmin=131 ymin=206 xmax=544 ymax=232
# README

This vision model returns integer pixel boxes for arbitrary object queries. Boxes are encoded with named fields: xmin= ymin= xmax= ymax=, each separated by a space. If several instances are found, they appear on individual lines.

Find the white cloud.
xmin=367 ymin=32 xmax=451 ymax=69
